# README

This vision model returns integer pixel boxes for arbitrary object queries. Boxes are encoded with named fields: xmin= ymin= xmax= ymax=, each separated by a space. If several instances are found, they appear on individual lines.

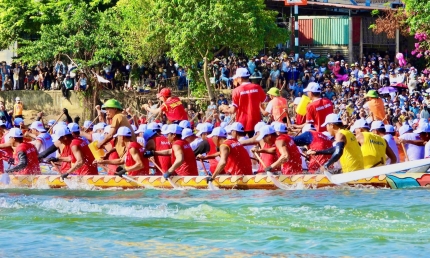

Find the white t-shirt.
xmin=399 ymin=133 xmax=424 ymax=161
xmin=265 ymin=101 xmax=273 ymax=113
xmin=425 ymin=141 xmax=430 ymax=158
xmin=383 ymin=134 xmax=399 ymax=164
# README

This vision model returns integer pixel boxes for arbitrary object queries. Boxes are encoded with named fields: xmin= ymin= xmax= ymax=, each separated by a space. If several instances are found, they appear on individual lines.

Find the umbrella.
xmin=394 ymin=83 xmax=407 ymax=88
xmin=378 ymin=86 xmax=397 ymax=94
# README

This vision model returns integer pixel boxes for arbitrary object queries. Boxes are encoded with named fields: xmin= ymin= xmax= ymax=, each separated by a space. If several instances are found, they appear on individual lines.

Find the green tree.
xmin=141 ymin=0 xmax=288 ymax=99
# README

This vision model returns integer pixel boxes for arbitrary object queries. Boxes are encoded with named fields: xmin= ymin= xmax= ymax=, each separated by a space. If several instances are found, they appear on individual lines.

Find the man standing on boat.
xmin=260 ymin=87 xmax=288 ymax=123
xmin=306 ymin=114 xmax=364 ymax=173
xmin=97 ymin=99 xmax=135 ymax=158
xmin=5 ymin=128 xmax=41 ymax=175
xmin=95 ymin=126 xmax=149 ymax=176
xmin=256 ymin=125 xmax=302 ymax=175
xmin=218 ymin=67 xmax=266 ymax=135
xmin=142 ymin=88 xmax=188 ymax=123
xmin=205 ymin=127 xmax=253 ymax=181
xmin=352 ymin=119 xmax=397 ymax=168
xmin=154 ymin=124 xmax=198 ymax=178
xmin=292 ymin=82 xmax=333 ymax=132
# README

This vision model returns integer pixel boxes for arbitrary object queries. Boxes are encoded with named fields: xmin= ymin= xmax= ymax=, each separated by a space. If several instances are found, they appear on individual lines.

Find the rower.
xmin=182 ymin=128 xmax=210 ymax=173
xmin=250 ymin=122 xmax=278 ymax=174
xmin=95 ymin=126 xmax=149 ymax=176
xmin=48 ymin=125 xmax=98 ymax=178
xmin=260 ymin=87 xmax=288 ymax=123
xmin=205 ymin=127 xmax=252 ymax=181
xmin=144 ymin=122 xmax=171 ymax=175
xmin=5 ymin=128 xmax=41 ymax=175
xmin=370 ymin=121 xmax=399 ymax=164
xmin=226 ymin=122 xmax=254 ymax=157
xmin=256 ymin=125 xmax=302 ymax=175
xmin=27 ymin=121 xmax=55 ymax=158
xmin=100 ymin=125 xmax=119 ymax=175
xmin=143 ymin=88 xmax=188 ymax=123
xmin=0 ymin=121 xmax=8 ymax=172
xmin=196 ymin=123 xmax=217 ymax=173
xmin=293 ymin=123 xmax=333 ymax=173
xmin=353 ymin=119 xmax=397 ymax=168
xmin=154 ymin=124 xmax=198 ymax=178
xmin=134 ymin=124 xmax=147 ymax=146
xmin=397 ymin=124 xmax=424 ymax=161
xmin=67 ymin=123 xmax=90 ymax=144
xmin=97 ymin=99 xmax=136 ymax=157
xmin=306 ymin=113 xmax=364 ymax=173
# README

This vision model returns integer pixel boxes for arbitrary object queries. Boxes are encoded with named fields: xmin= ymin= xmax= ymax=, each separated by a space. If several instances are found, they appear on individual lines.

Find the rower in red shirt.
xmin=95 ymin=127 xmax=149 ymax=176
xmin=47 ymin=126 xmax=98 ymax=178
xmin=292 ymin=82 xmax=333 ymax=132
xmin=219 ymin=68 xmax=266 ymax=134
xmin=256 ymin=125 xmax=302 ymax=175
xmin=292 ymin=124 xmax=333 ymax=173
xmin=154 ymin=124 xmax=198 ymax=178
xmin=144 ymin=122 xmax=171 ymax=175
xmin=205 ymin=127 xmax=253 ymax=182
xmin=4 ymin=128 xmax=41 ymax=175
xmin=143 ymin=88 xmax=188 ymax=123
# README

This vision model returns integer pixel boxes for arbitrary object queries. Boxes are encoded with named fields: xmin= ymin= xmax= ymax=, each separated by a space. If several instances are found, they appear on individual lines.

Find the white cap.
xmin=67 ymin=122 xmax=80 ymax=133
xmin=148 ymin=122 xmax=161 ymax=130
xmin=161 ymin=124 xmax=183 ymax=135
xmin=351 ymin=119 xmax=370 ymax=131
xmin=414 ymin=123 xmax=430 ymax=134
xmin=131 ymin=124 xmax=137 ymax=132
xmin=181 ymin=128 xmax=194 ymax=140
xmin=196 ymin=123 xmax=213 ymax=137
xmin=52 ymin=125 xmax=72 ymax=141
xmin=226 ymin=122 xmax=244 ymax=133
xmin=256 ymin=125 xmax=276 ymax=141
xmin=254 ymin=121 xmax=266 ymax=133
xmin=293 ymin=97 xmax=302 ymax=105
xmin=302 ymin=124 xmax=316 ymax=133
xmin=208 ymin=127 xmax=227 ymax=138
xmin=322 ymin=131 xmax=334 ymax=140
xmin=29 ymin=121 xmax=46 ymax=132
xmin=385 ymin=125 xmax=395 ymax=133
xmin=83 ymin=120 xmax=93 ymax=129
xmin=93 ymin=122 xmax=107 ymax=131
xmin=220 ymin=122 xmax=228 ymax=128
xmin=113 ymin=126 xmax=132 ymax=137
xmin=399 ymin=124 xmax=412 ymax=135
xmin=303 ymin=82 xmax=321 ymax=93
xmin=178 ymin=120 xmax=191 ymax=129
xmin=8 ymin=128 xmax=23 ymax=138
xmin=232 ymin=67 xmax=250 ymax=79
xmin=370 ymin=121 xmax=385 ymax=131
xmin=47 ymin=120 xmax=56 ymax=126
xmin=15 ymin=97 xmax=20 ymax=101
xmin=104 ymin=125 xmax=111 ymax=134
xmin=273 ymin=122 xmax=287 ymax=133
xmin=135 ymin=124 xmax=147 ymax=134
xmin=321 ymin=114 xmax=342 ymax=127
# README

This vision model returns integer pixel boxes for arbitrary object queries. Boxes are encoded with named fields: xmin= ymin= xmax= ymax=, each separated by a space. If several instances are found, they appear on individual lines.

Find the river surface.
xmin=0 ymin=187 xmax=429 ymax=257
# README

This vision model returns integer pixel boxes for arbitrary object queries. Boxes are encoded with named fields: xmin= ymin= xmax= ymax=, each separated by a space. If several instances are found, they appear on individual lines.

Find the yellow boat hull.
xmin=5 ymin=174 xmax=391 ymax=190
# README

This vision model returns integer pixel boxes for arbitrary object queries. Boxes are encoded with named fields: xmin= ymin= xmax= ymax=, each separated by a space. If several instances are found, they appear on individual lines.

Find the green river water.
xmin=0 ymin=187 xmax=429 ymax=257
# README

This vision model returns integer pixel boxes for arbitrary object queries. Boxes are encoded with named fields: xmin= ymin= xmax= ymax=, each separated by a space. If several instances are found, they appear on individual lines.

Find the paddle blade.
xmin=208 ymin=181 xmax=219 ymax=191
xmin=0 ymin=173 xmax=11 ymax=185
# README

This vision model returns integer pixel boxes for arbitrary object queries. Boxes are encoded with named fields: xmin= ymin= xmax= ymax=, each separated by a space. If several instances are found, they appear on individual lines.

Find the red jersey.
xmin=276 ymin=134 xmax=302 ymax=175
xmin=161 ymin=96 xmax=188 ymax=122
xmin=221 ymin=139 xmax=253 ymax=175
xmin=306 ymin=98 xmax=334 ymax=132
xmin=13 ymin=142 xmax=41 ymax=175
xmin=1 ymin=135 xmax=14 ymax=161
xmin=125 ymin=142 xmax=149 ymax=176
xmin=295 ymin=114 xmax=306 ymax=125
xmin=257 ymin=142 xmax=278 ymax=173
xmin=307 ymin=131 xmax=333 ymax=173
xmin=70 ymin=138 xmax=98 ymax=175
xmin=107 ymin=139 xmax=119 ymax=175
xmin=154 ymin=135 xmax=171 ymax=175
xmin=207 ymin=138 xmax=218 ymax=173
xmin=232 ymin=82 xmax=266 ymax=131
xmin=60 ymin=145 xmax=72 ymax=173
xmin=171 ymin=139 xmax=198 ymax=176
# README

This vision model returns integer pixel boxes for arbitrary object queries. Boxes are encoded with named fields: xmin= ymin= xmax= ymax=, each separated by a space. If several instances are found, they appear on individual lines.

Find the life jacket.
xmin=14 ymin=103 xmax=23 ymax=116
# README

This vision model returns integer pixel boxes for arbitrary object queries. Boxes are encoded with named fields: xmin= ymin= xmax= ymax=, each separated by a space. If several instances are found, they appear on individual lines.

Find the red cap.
xmin=157 ymin=88 xmax=171 ymax=98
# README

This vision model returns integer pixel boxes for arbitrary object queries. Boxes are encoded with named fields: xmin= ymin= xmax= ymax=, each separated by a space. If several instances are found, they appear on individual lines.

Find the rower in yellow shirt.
xmin=307 ymin=113 xmax=364 ymax=173
xmin=352 ymin=119 xmax=397 ymax=168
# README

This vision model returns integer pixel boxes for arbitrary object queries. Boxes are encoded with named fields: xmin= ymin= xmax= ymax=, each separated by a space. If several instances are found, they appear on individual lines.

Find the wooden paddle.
xmin=199 ymin=159 xmax=218 ymax=190
xmin=48 ymin=113 xmax=64 ymax=134
xmin=252 ymin=150 xmax=286 ymax=190
xmin=149 ymin=157 xmax=183 ymax=190
xmin=85 ymin=116 xmax=99 ymax=132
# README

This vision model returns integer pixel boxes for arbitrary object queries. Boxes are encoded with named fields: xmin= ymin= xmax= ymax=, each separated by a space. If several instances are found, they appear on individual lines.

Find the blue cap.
xmin=13 ymin=118 xmax=23 ymax=126
xmin=143 ymin=129 xmax=157 ymax=142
